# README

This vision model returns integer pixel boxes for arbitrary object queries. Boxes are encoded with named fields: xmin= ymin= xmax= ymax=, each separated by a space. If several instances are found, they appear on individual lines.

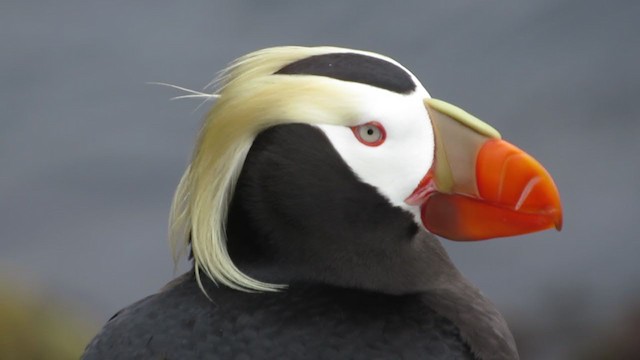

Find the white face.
xmin=316 ymin=82 xmax=434 ymax=221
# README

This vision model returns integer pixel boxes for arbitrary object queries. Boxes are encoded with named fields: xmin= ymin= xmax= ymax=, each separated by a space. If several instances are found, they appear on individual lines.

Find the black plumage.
xmin=83 ymin=272 xmax=475 ymax=359
xmin=226 ymin=124 xmax=423 ymax=289
xmin=83 ymin=124 xmax=516 ymax=359
xmin=275 ymin=52 xmax=416 ymax=94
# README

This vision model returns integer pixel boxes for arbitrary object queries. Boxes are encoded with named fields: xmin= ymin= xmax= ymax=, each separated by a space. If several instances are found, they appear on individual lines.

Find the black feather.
xmin=275 ymin=53 xmax=416 ymax=94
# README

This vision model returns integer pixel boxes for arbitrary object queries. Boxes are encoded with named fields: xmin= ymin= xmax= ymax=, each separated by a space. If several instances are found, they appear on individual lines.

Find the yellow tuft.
xmin=169 ymin=46 xmax=401 ymax=292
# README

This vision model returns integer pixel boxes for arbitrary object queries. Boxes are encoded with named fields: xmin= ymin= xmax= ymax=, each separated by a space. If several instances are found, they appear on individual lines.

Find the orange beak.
xmin=405 ymin=99 xmax=562 ymax=241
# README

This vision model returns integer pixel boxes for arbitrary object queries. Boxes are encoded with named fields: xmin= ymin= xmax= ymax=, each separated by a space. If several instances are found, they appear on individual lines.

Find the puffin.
xmin=82 ymin=46 xmax=562 ymax=360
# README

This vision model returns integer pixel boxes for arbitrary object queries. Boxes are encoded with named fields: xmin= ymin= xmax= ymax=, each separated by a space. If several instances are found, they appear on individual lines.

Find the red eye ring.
xmin=350 ymin=121 xmax=386 ymax=147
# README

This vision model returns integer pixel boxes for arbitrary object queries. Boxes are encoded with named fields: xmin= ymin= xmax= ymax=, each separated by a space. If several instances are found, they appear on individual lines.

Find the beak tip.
xmin=554 ymin=213 xmax=563 ymax=231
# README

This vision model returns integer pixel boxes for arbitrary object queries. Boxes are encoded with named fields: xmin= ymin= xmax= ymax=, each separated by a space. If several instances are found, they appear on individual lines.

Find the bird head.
xmin=169 ymin=46 xmax=562 ymax=293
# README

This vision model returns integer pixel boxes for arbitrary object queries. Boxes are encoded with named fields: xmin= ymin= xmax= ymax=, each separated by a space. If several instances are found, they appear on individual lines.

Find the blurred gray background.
xmin=2 ymin=1 xmax=639 ymax=359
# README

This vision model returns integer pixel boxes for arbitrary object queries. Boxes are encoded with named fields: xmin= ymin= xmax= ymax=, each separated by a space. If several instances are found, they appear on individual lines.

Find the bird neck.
xmin=220 ymin=123 xmax=518 ymax=358
xmin=421 ymin=272 xmax=519 ymax=360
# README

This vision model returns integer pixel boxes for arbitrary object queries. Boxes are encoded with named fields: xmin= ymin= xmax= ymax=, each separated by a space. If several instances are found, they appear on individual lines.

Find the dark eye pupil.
xmin=367 ymin=128 xmax=374 ymax=135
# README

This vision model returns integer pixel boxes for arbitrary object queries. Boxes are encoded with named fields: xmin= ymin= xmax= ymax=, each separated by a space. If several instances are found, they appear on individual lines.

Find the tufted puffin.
xmin=82 ymin=46 xmax=562 ymax=360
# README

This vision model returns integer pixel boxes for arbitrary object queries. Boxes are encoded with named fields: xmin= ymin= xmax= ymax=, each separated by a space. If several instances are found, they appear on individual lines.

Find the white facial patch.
xmin=316 ymin=84 xmax=434 ymax=221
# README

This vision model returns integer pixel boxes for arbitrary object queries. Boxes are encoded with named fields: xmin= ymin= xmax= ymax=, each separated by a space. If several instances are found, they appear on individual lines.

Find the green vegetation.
xmin=0 ymin=283 xmax=97 ymax=360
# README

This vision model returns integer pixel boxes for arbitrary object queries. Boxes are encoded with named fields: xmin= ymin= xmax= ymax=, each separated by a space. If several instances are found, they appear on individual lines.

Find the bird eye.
xmin=351 ymin=121 xmax=386 ymax=147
